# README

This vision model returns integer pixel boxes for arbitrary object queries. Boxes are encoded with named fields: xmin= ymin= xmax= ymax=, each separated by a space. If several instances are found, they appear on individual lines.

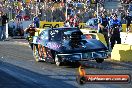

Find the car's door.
xmin=47 ymin=29 xmax=62 ymax=50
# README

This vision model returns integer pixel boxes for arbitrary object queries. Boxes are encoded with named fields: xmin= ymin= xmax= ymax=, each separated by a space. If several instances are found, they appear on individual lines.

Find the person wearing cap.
xmin=33 ymin=15 xmax=40 ymax=28
xmin=25 ymin=24 xmax=39 ymax=36
xmin=110 ymin=14 xmax=121 ymax=49
xmin=1 ymin=12 xmax=8 ymax=41
xmin=98 ymin=13 xmax=110 ymax=49
xmin=124 ymin=12 xmax=132 ymax=32
xmin=24 ymin=24 xmax=39 ymax=49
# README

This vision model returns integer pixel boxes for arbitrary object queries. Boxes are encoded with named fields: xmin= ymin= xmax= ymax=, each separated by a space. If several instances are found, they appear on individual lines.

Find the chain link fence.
xmin=37 ymin=1 xmax=104 ymax=22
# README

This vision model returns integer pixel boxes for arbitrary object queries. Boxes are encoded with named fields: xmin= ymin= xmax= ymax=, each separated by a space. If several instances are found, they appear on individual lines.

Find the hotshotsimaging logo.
xmin=76 ymin=66 xmax=131 ymax=85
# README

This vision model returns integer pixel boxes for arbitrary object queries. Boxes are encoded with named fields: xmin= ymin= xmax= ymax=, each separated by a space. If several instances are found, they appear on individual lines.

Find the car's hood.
xmin=85 ymin=39 xmax=107 ymax=50
xmin=54 ymin=39 xmax=108 ymax=53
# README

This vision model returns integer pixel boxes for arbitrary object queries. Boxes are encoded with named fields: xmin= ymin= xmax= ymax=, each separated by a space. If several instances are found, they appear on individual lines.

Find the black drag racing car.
xmin=32 ymin=27 xmax=108 ymax=66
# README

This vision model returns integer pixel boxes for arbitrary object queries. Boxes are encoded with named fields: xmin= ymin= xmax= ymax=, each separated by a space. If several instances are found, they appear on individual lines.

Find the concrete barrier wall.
xmin=111 ymin=44 xmax=132 ymax=62
xmin=122 ymin=24 xmax=132 ymax=32
xmin=120 ymin=32 xmax=132 ymax=45
xmin=111 ymin=32 xmax=132 ymax=62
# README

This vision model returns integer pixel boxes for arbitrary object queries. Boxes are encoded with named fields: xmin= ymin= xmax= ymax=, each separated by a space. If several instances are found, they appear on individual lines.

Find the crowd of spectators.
xmin=0 ymin=0 xmax=131 ymax=23
xmin=0 ymin=0 xmax=106 ymax=23
xmin=121 ymin=0 xmax=132 ymax=4
xmin=41 ymin=0 xmax=106 ymax=22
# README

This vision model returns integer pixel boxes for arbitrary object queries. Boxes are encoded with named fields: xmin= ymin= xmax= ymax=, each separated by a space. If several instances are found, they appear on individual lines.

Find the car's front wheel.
xmin=55 ymin=55 xmax=63 ymax=66
xmin=33 ymin=44 xmax=41 ymax=62
xmin=95 ymin=58 xmax=104 ymax=63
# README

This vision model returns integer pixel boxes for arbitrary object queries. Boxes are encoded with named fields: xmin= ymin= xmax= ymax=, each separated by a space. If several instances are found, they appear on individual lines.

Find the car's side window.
xmin=89 ymin=20 xmax=93 ymax=26
xmin=94 ymin=19 xmax=98 ymax=25
xmin=49 ymin=30 xmax=62 ymax=41
xmin=39 ymin=30 xmax=48 ymax=40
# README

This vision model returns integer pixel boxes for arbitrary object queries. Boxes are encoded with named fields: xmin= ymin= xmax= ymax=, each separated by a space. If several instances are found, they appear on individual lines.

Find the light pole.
xmin=34 ymin=0 xmax=40 ymax=16
xmin=97 ymin=2 xmax=99 ymax=32
xmin=66 ymin=1 xmax=68 ymax=20
xmin=5 ymin=0 xmax=10 ymax=39
xmin=97 ymin=2 xmax=99 ymax=19
xmin=36 ymin=1 xmax=38 ymax=16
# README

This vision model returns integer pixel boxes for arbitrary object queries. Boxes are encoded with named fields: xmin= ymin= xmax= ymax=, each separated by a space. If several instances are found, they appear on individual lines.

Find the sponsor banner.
xmin=79 ymin=23 xmax=86 ymax=29
xmin=40 ymin=21 xmax=86 ymax=29
xmin=39 ymin=22 xmax=132 ymax=33
xmin=76 ymin=74 xmax=131 ymax=84
xmin=40 ymin=21 xmax=64 ymax=29
xmin=76 ymin=66 xmax=131 ymax=85
xmin=85 ymin=74 xmax=130 ymax=83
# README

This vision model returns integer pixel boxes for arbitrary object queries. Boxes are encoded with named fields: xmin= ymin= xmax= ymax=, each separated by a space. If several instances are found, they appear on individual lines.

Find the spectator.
xmin=64 ymin=20 xmax=71 ymax=27
xmin=110 ymin=14 xmax=121 ymax=49
xmin=69 ymin=15 xmax=74 ymax=27
xmin=73 ymin=15 xmax=80 ymax=27
xmin=16 ymin=12 xmax=23 ymax=22
xmin=11 ymin=22 xmax=16 ymax=36
xmin=24 ymin=24 xmax=39 ymax=50
xmin=17 ymin=22 xmax=24 ymax=36
xmin=98 ymin=13 xmax=110 ymax=49
xmin=1 ymin=12 xmax=8 ymax=41
xmin=0 ymin=11 xmax=2 ymax=41
xmin=124 ymin=12 xmax=132 ymax=32
xmin=33 ymin=15 xmax=40 ymax=28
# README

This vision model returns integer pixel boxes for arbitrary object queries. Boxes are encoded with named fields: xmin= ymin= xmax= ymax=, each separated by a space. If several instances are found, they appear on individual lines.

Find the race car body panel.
xmin=33 ymin=28 xmax=107 ymax=52
xmin=32 ymin=27 xmax=108 ymax=64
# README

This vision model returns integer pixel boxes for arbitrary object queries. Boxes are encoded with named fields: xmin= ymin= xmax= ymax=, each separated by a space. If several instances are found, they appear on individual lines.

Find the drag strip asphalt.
xmin=0 ymin=40 xmax=132 ymax=88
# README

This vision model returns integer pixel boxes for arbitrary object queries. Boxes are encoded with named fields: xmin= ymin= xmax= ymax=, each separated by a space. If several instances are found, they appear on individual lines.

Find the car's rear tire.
xmin=95 ymin=58 xmax=104 ymax=63
xmin=33 ymin=44 xmax=41 ymax=62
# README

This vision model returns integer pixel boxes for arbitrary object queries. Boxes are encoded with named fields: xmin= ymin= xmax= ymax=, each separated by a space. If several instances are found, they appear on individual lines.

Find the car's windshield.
xmin=63 ymin=29 xmax=83 ymax=40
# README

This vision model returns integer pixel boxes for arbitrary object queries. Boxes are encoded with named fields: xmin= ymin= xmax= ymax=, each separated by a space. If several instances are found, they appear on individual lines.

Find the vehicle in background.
xmin=85 ymin=18 xmax=98 ymax=30
xmin=32 ymin=27 xmax=108 ymax=66
xmin=80 ymin=28 xmax=107 ymax=47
